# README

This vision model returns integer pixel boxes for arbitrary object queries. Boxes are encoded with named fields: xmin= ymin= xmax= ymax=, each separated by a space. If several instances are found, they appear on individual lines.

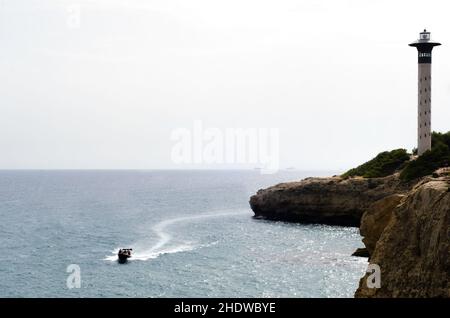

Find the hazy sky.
xmin=1 ymin=0 xmax=450 ymax=170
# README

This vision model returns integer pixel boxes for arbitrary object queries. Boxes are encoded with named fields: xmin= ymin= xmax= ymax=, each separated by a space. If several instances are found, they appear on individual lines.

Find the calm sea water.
xmin=0 ymin=170 xmax=367 ymax=298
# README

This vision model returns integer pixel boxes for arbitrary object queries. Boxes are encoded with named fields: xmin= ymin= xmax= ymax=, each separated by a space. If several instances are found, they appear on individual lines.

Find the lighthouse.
xmin=409 ymin=30 xmax=441 ymax=156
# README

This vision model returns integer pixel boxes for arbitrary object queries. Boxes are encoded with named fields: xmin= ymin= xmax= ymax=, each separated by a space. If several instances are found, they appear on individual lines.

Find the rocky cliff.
xmin=249 ymin=174 xmax=411 ymax=226
xmin=359 ymin=194 xmax=405 ymax=257
xmin=355 ymin=174 xmax=450 ymax=298
xmin=249 ymin=167 xmax=449 ymax=297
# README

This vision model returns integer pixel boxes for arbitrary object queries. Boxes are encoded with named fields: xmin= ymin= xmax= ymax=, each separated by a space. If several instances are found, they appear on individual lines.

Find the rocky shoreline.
xmin=249 ymin=174 xmax=412 ymax=227
xmin=249 ymin=169 xmax=450 ymax=298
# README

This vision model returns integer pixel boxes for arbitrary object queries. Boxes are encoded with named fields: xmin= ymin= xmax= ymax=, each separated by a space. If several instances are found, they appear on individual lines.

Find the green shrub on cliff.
xmin=431 ymin=131 xmax=450 ymax=148
xmin=342 ymin=149 xmax=410 ymax=178
xmin=400 ymin=132 xmax=450 ymax=181
xmin=342 ymin=131 xmax=450 ymax=181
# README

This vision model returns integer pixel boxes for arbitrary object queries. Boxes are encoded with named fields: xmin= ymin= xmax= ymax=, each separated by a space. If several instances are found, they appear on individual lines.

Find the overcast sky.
xmin=1 ymin=0 xmax=450 ymax=170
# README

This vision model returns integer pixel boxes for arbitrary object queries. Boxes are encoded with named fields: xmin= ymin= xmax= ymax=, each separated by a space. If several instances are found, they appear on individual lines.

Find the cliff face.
xmin=359 ymin=194 xmax=405 ymax=256
xmin=249 ymin=174 xmax=410 ymax=226
xmin=249 ymin=168 xmax=449 ymax=297
xmin=355 ymin=176 xmax=450 ymax=298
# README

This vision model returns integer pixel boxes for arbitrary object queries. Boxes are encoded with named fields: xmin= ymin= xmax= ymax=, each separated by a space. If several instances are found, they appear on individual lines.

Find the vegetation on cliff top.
xmin=400 ymin=132 xmax=450 ymax=181
xmin=342 ymin=149 xmax=410 ymax=178
xmin=343 ymin=131 xmax=450 ymax=181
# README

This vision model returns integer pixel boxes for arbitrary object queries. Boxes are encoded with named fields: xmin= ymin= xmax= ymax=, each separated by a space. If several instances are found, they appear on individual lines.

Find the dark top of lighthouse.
xmin=409 ymin=29 xmax=441 ymax=63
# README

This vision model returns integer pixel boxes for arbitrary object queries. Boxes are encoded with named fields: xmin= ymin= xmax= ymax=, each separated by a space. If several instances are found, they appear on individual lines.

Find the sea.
xmin=0 ymin=170 xmax=368 ymax=297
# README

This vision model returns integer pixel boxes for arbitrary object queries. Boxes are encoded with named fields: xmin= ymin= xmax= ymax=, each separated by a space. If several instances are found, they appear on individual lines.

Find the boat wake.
xmin=104 ymin=210 xmax=247 ymax=262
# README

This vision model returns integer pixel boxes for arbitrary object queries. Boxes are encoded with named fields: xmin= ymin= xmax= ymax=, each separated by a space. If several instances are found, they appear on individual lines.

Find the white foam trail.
xmin=104 ymin=210 xmax=247 ymax=262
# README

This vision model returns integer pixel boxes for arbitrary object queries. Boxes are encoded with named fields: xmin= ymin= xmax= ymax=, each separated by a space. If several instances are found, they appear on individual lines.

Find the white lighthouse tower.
xmin=409 ymin=30 xmax=441 ymax=156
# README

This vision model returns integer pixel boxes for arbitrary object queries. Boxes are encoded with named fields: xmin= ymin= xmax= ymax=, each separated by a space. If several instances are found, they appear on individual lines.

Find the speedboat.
xmin=118 ymin=248 xmax=132 ymax=263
